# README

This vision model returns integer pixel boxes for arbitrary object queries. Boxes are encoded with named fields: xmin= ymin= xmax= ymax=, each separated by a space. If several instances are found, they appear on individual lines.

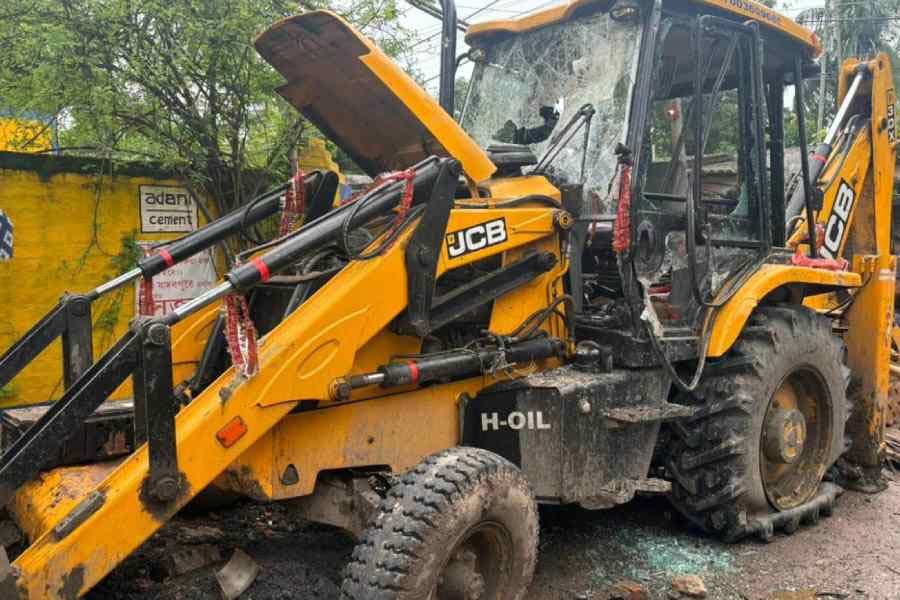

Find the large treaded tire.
xmin=340 ymin=447 xmax=538 ymax=600
xmin=667 ymin=305 xmax=848 ymax=542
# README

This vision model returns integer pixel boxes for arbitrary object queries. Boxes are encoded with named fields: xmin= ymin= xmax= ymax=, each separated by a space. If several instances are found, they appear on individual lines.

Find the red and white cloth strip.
xmin=279 ymin=170 xmax=306 ymax=236
xmin=612 ymin=158 xmax=633 ymax=254
xmin=790 ymin=222 xmax=848 ymax=271
xmin=139 ymin=276 xmax=155 ymax=316
xmin=340 ymin=167 xmax=416 ymax=251
xmin=223 ymin=293 xmax=260 ymax=378
xmin=791 ymin=251 xmax=849 ymax=271
xmin=382 ymin=168 xmax=416 ymax=241
xmin=139 ymin=246 xmax=157 ymax=316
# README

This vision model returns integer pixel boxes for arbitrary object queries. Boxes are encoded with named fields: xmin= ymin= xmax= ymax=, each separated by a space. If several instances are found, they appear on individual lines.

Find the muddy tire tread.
xmin=340 ymin=447 xmax=537 ymax=600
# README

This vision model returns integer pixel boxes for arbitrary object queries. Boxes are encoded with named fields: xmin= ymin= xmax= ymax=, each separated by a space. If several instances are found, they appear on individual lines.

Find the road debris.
xmin=886 ymin=428 xmax=900 ymax=465
xmin=216 ymin=548 xmax=260 ymax=600
xmin=609 ymin=579 xmax=648 ymax=599
xmin=0 ymin=521 xmax=22 ymax=548
xmin=669 ymin=575 xmax=707 ymax=598
xmin=769 ymin=591 xmax=816 ymax=600
xmin=176 ymin=524 xmax=225 ymax=543
xmin=165 ymin=544 xmax=223 ymax=576
xmin=84 ymin=488 xmax=900 ymax=599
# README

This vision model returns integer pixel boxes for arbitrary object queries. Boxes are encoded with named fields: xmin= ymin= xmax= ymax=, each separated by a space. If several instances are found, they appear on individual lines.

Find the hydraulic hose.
xmin=165 ymin=157 xmax=447 ymax=325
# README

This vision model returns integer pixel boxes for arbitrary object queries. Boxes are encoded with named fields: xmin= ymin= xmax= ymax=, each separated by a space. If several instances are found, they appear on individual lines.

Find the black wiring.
xmin=454 ymin=195 xmax=560 ymax=209
xmin=824 ymin=269 xmax=873 ymax=317
xmin=645 ymin=303 xmax=716 ymax=395
xmin=236 ymin=223 xmax=304 ymax=262
xmin=510 ymin=295 xmax=576 ymax=342
xmin=239 ymin=189 xmax=280 ymax=246
xmin=642 ymin=255 xmax=765 ymax=395
xmin=238 ymin=172 xmax=326 ymax=246
xmin=298 ymin=245 xmax=343 ymax=274
xmin=341 ymin=200 xmax=425 ymax=261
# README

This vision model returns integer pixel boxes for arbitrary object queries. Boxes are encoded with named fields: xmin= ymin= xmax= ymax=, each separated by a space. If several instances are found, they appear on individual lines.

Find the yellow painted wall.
xmin=0 ymin=152 xmax=207 ymax=407
xmin=0 ymin=118 xmax=52 ymax=153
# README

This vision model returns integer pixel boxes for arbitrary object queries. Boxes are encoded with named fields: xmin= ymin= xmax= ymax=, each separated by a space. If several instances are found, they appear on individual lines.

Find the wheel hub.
xmin=763 ymin=408 xmax=807 ymax=464
xmin=761 ymin=370 xmax=835 ymax=511
xmin=438 ymin=548 xmax=486 ymax=600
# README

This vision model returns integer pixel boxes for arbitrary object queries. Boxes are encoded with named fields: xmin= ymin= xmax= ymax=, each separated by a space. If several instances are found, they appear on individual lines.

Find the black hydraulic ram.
xmin=60 ymin=170 xmax=336 ymax=300
xmin=163 ymin=157 xmax=448 ymax=326
xmin=344 ymin=336 xmax=565 ymax=394
xmin=92 ymin=181 xmax=301 ymax=298
xmin=784 ymin=65 xmax=868 ymax=236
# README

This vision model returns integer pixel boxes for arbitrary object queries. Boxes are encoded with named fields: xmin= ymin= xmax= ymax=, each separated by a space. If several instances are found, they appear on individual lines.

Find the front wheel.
xmin=340 ymin=447 xmax=539 ymax=600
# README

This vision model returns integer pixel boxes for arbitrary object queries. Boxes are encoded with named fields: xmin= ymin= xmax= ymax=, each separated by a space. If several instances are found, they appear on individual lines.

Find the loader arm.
xmin=6 ymin=165 xmax=569 ymax=598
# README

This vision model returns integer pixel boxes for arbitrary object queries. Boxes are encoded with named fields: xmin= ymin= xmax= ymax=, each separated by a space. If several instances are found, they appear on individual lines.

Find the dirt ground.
xmin=87 ymin=468 xmax=900 ymax=600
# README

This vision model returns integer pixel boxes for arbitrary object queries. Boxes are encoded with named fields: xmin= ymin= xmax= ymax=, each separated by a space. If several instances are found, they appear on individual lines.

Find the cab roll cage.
xmin=685 ymin=16 xmax=771 ymax=305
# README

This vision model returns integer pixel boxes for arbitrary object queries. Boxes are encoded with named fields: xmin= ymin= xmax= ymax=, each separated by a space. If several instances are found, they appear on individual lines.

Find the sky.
xmin=399 ymin=0 xmax=822 ymax=97
xmin=400 ymin=0 xmax=564 ymax=95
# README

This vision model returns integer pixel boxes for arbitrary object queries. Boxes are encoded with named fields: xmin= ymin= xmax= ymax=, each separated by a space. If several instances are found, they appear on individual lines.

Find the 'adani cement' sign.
xmin=139 ymin=185 xmax=198 ymax=233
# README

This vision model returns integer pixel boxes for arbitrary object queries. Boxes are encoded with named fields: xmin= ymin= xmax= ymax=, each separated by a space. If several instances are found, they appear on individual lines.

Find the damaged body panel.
xmin=255 ymin=11 xmax=496 ymax=182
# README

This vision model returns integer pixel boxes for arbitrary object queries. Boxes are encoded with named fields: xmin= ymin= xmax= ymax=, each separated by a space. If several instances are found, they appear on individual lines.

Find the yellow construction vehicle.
xmin=0 ymin=0 xmax=895 ymax=597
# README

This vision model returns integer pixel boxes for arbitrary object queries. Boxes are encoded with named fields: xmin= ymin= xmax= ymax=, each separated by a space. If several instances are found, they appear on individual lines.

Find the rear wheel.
xmin=667 ymin=305 xmax=848 ymax=541
xmin=887 ymin=316 xmax=900 ymax=427
xmin=340 ymin=447 xmax=538 ymax=600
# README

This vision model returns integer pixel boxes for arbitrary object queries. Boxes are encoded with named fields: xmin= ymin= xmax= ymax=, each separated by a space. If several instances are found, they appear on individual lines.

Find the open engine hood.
xmin=255 ymin=11 xmax=496 ymax=182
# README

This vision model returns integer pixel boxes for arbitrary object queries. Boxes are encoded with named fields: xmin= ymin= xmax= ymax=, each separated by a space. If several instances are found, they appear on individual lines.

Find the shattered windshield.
xmin=460 ymin=9 xmax=643 ymax=213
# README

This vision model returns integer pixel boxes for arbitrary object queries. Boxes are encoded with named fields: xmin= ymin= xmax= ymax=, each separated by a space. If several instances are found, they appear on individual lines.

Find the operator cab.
xmin=461 ymin=0 xmax=820 ymax=363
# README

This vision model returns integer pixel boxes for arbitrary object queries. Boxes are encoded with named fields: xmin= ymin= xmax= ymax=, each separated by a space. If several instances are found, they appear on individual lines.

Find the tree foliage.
xmin=0 ymin=0 xmax=414 ymax=215
xmin=795 ymin=0 xmax=900 ymax=140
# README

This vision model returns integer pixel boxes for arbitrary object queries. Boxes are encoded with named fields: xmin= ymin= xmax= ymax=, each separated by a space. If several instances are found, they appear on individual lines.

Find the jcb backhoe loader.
xmin=0 ymin=0 xmax=895 ymax=597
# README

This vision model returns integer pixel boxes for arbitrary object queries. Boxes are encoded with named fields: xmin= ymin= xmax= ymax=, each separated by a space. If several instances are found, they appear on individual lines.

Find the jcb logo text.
xmin=446 ymin=218 xmax=508 ymax=259
xmin=822 ymin=180 xmax=855 ymax=259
